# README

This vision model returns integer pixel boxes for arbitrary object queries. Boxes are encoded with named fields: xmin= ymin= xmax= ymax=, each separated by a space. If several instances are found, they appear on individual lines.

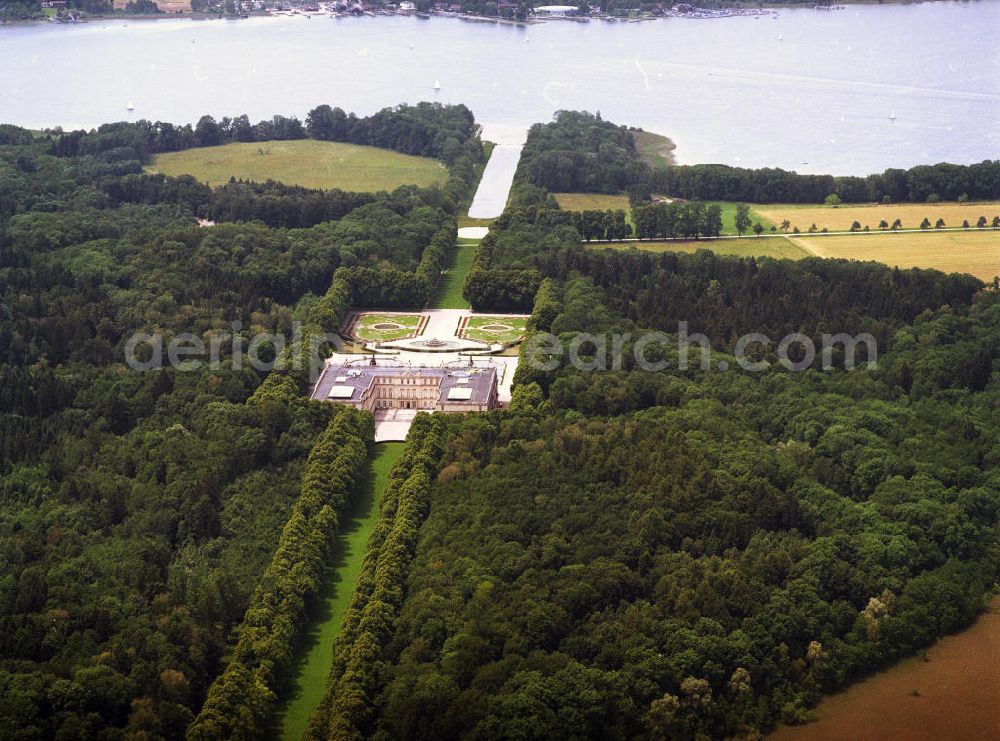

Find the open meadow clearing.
xmin=590 ymin=237 xmax=809 ymax=260
xmin=755 ymin=202 xmax=1000 ymax=233
xmin=554 ymin=193 xmax=631 ymax=212
xmin=149 ymin=140 xmax=447 ymax=192
xmin=791 ymin=230 xmax=1000 ymax=281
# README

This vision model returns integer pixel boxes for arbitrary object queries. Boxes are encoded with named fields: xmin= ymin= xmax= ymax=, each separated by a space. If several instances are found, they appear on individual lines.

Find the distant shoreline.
xmin=0 ymin=2 xmax=934 ymax=29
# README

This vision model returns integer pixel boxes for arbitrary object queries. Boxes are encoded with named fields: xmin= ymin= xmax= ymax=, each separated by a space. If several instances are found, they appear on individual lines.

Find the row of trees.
xmin=572 ymin=209 xmax=632 ymax=241
xmin=632 ymin=201 xmax=724 ymax=240
xmin=187 ymin=405 xmax=373 ymax=739
xmin=913 ymin=215 xmax=1000 ymax=230
xmin=357 ymin=394 xmax=997 ymax=738
xmin=346 ymin=253 xmax=1000 ymax=736
xmin=0 ymin=105 xmax=477 ymax=737
xmin=304 ymin=414 xmax=454 ymax=740
xmin=646 ymin=160 xmax=1000 ymax=204
xmin=415 ymin=223 xmax=458 ymax=293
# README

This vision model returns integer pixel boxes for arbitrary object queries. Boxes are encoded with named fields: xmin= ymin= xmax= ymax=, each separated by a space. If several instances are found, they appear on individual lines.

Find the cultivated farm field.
xmin=591 ymin=236 xmax=808 ymax=260
xmin=790 ymin=230 xmax=1000 ymax=281
xmin=149 ymin=140 xmax=447 ymax=192
xmin=754 ymin=202 xmax=1000 ymax=233
xmin=771 ymin=595 xmax=1000 ymax=741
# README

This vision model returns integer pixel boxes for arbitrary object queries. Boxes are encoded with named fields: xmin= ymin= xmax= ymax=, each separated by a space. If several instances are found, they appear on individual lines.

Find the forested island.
xmin=1 ymin=104 xmax=998 ymax=739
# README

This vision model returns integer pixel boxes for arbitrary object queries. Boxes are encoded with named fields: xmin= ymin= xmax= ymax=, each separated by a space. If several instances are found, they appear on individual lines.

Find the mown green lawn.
xmin=149 ymin=140 xmax=447 ymax=192
xmin=275 ymin=442 xmax=405 ymax=741
xmin=433 ymin=244 xmax=477 ymax=310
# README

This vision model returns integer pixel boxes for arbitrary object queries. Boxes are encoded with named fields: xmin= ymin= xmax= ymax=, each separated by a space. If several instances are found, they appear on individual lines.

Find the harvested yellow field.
xmin=553 ymin=193 xmax=631 ymax=212
xmin=754 ymin=202 xmax=1000 ymax=233
xmin=589 ymin=236 xmax=808 ymax=260
xmin=790 ymin=230 xmax=1000 ymax=281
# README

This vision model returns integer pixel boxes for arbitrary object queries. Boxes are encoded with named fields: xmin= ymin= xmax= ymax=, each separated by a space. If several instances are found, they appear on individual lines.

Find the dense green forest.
xmin=514 ymin=110 xmax=1000 ymax=204
xmin=357 ymin=363 xmax=1000 ymax=738
xmin=303 ymin=110 xmax=1000 ymax=740
xmin=462 ymin=194 xmax=982 ymax=330
xmin=514 ymin=111 xmax=648 ymax=194
xmin=336 ymin=218 xmax=1000 ymax=739
xmin=4 ymin=101 xmax=999 ymax=741
xmin=0 ymin=105 xmax=484 ymax=738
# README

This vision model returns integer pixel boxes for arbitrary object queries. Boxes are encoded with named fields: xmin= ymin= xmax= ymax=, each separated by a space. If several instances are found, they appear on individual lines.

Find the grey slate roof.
xmin=312 ymin=363 xmax=496 ymax=406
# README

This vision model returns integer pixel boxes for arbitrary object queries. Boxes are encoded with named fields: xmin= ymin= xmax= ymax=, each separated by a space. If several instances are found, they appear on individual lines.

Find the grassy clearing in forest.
xmin=554 ymin=193 xmax=631 ymax=212
xmin=149 ymin=140 xmax=447 ymax=192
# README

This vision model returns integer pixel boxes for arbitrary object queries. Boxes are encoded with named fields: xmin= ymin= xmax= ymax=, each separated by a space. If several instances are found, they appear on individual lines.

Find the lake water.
xmin=1 ymin=3 xmax=998 ymax=174
xmin=468 ymin=140 xmax=524 ymax=218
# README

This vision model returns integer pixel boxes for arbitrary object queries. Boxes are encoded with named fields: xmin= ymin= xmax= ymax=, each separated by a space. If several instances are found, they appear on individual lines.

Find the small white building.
xmin=399 ymin=1 xmax=416 ymax=10
xmin=534 ymin=5 xmax=578 ymax=17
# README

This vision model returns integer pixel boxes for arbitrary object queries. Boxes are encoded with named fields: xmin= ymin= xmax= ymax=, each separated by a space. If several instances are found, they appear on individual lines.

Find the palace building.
xmin=312 ymin=361 xmax=499 ymax=413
